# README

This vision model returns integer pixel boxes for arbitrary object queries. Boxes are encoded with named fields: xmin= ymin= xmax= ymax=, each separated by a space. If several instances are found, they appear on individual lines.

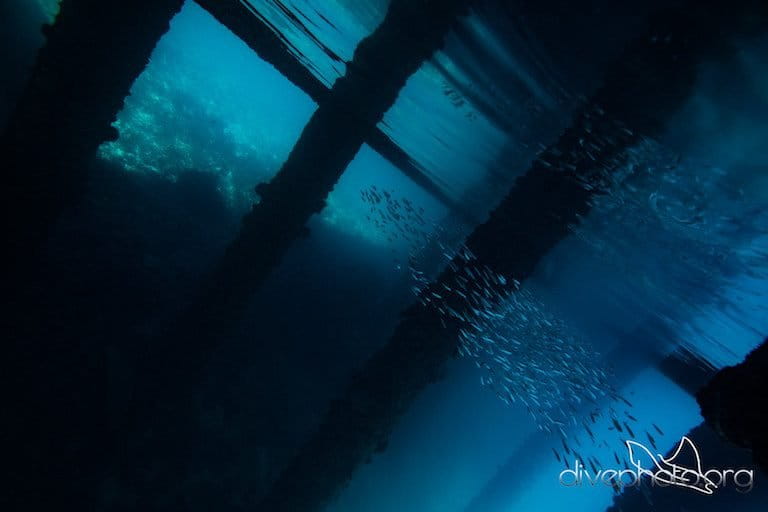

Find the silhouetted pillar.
xmin=258 ymin=4 xmax=767 ymax=511
xmin=2 ymin=0 xmax=185 ymax=269
xmin=162 ymin=0 xmax=475 ymax=372
xmin=2 ymin=1 xmax=184 ymax=509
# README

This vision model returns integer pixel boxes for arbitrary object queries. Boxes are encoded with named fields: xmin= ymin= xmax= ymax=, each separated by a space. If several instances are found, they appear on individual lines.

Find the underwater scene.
xmin=2 ymin=1 xmax=768 ymax=511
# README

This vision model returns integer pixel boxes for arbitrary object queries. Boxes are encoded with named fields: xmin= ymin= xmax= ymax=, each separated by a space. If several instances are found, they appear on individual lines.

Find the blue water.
xmin=321 ymin=364 xmax=700 ymax=512
xmin=12 ymin=0 xmax=767 ymax=509
xmin=105 ymin=0 xmax=768 ymax=502
xmin=100 ymin=2 xmax=318 ymax=210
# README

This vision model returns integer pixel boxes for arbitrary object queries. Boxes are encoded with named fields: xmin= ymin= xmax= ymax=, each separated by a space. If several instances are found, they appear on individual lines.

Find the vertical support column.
xmin=99 ymin=0 xmax=472 ymax=505
xmin=2 ymin=0 xmax=184 ymax=509
xmin=162 ymin=0 xmax=475 ymax=373
xmin=193 ymin=0 xmax=472 ymax=219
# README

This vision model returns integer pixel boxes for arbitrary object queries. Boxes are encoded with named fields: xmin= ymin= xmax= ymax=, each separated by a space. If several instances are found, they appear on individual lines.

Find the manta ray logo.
xmin=626 ymin=436 xmax=718 ymax=494
xmin=559 ymin=436 xmax=754 ymax=494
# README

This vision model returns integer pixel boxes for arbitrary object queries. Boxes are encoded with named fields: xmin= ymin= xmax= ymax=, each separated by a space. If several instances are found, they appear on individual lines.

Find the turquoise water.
xmin=100 ymin=2 xmax=318 ymax=210
xmin=101 ymin=4 xmax=768 ymax=505
xmin=10 ymin=1 xmax=766 ymax=509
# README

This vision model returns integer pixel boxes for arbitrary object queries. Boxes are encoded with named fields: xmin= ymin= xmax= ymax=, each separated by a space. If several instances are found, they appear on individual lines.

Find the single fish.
xmin=561 ymin=438 xmax=571 ymax=455
xmin=584 ymin=424 xmax=595 ymax=442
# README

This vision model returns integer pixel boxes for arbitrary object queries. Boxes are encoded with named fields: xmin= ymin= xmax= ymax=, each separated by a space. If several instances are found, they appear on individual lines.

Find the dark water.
xmin=3 ymin=1 xmax=768 ymax=511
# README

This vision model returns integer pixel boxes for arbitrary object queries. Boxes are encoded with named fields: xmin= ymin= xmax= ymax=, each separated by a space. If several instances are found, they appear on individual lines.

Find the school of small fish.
xmin=359 ymin=184 xmax=668 ymax=479
xmin=359 ymin=185 xmax=432 ymax=249
xmin=358 ymin=112 xmax=767 ymax=499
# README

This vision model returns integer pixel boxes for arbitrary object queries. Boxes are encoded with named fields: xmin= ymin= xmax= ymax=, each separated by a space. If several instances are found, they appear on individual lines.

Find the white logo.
xmin=559 ymin=436 xmax=754 ymax=494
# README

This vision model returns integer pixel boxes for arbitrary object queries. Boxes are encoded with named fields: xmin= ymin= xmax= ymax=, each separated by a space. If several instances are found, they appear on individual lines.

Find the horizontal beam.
xmin=194 ymin=0 xmax=475 ymax=221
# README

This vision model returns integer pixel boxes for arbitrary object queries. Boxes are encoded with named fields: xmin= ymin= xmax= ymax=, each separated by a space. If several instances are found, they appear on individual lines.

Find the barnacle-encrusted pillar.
xmin=2 ymin=0 xmax=185 ymax=269
xmin=697 ymin=337 xmax=768 ymax=473
xmin=194 ymin=0 xmax=472 ymax=219
xmin=258 ymin=5 xmax=768 ymax=511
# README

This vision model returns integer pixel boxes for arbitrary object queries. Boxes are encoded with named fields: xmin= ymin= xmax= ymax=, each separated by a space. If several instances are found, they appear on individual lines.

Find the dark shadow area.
xmin=0 ymin=1 xmax=48 ymax=129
